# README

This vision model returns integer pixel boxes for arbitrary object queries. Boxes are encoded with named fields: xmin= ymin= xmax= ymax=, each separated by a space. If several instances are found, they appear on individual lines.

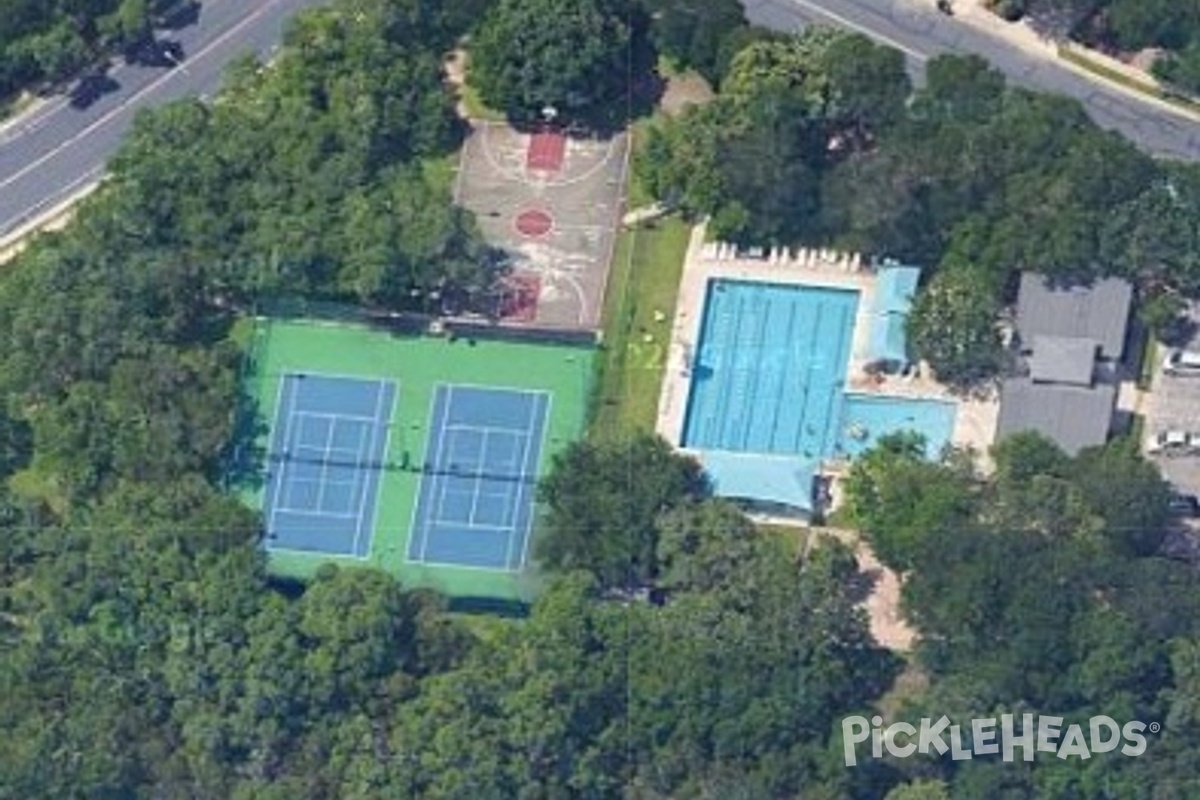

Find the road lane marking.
xmin=0 ymin=0 xmax=287 ymax=196
xmin=784 ymin=0 xmax=930 ymax=61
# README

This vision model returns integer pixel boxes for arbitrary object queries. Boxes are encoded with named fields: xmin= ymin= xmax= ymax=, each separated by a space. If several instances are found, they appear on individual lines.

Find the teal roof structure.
xmin=698 ymin=451 xmax=817 ymax=512
xmin=868 ymin=265 xmax=922 ymax=364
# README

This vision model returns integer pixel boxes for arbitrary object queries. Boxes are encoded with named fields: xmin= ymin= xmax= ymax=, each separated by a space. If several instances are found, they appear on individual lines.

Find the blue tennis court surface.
xmin=408 ymin=385 xmax=549 ymax=571
xmin=263 ymin=374 xmax=395 ymax=557
xmin=682 ymin=279 xmax=859 ymax=458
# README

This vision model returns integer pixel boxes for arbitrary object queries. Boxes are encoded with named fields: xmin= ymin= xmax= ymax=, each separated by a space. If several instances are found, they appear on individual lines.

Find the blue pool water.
xmin=835 ymin=394 xmax=957 ymax=460
xmin=682 ymin=280 xmax=859 ymax=457
xmin=681 ymin=278 xmax=957 ymax=463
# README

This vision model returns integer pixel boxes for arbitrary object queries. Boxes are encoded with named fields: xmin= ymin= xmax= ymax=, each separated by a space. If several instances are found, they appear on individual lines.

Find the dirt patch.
xmin=660 ymin=71 xmax=715 ymax=117
xmin=810 ymin=526 xmax=917 ymax=652
xmin=855 ymin=541 xmax=916 ymax=652
xmin=1129 ymin=48 xmax=1165 ymax=73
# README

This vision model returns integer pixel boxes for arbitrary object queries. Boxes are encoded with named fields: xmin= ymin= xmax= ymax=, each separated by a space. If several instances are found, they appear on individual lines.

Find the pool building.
xmin=662 ymin=239 xmax=961 ymax=519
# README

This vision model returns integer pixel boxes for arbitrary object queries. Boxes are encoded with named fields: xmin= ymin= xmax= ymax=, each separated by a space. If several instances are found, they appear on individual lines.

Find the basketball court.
xmin=454 ymin=121 xmax=629 ymax=331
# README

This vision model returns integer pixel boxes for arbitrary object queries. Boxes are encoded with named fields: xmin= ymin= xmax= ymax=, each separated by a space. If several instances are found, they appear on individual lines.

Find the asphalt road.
xmin=0 ymin=0 xmax=328 ymax=241
xmin=743 ymin=0 xmax=1200 ymax=161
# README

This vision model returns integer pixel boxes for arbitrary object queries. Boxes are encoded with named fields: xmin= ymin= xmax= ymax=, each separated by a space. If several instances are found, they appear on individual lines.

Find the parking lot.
xmin=1145 ymin=303 xmax=1200 ymax=498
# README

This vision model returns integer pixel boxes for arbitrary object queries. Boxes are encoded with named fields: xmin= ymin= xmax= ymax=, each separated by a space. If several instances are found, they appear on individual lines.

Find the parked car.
xmin=1168 ymin=492 xmax=1200 ymax=517
xmin=1162 ymin=348 xmax=1200 ymax=376
xmin=1147 ymin=430 xmax=1200 ymax=457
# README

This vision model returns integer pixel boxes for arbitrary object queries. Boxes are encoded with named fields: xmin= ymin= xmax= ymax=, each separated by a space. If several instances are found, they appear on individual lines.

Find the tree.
xmin=819 ymin=31 xmax=911 ymax=135
xmin=1100 ymin=164 xmax=1200 ymax=292
xmin=536 ymin=433 xmax=708 ymax=587
xmin=842 ymin=432 xmax=977 ymax=573
xmin=469 ymin=0 xmax=633 ymax=122
xmin=637 ymin=29 xmax=912 ymax=244
xmin=1155 ymin=41 xmax=1200 ymax=95
xmin=906 ymin=265 xmax=1005 ymax=388
xmin=885 ymin=779 xmax=952 ymax=800
xmin=1071 ymin=438 xmax=1172 ymax=557
xmin=911 ymin=54 xmax=1006 ymax=124
xmin=655 ymin=499 xmax=758 ymax=595
xmin=1139 ymin=288 xmax=1189 ymax=342
xmin=1105 ymin=0 xmax=1198 ymax=50
xmin=644 ymin=0 xmax=746 ymax=85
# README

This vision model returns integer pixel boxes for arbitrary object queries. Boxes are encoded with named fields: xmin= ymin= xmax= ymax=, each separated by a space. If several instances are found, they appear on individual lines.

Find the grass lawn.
xmin=1138 ymin=335 xmax=1158 ymax=391
xmin=591 ymin=215 xmax=690 ymax=438
xmin=422 ymin=151 xmax=460 ymax=194
xmin=460 ymin=80 xmax=505 ymax=122
xmin=623 ymin=119 xmax=656 ymax=211
xmin=0 ymin=91 xmax=36 ymax=125
xmin=1058 ymin=45 xmax=1200 ymax=113
xmin=757 ymin=523 xmax=812 ymax=558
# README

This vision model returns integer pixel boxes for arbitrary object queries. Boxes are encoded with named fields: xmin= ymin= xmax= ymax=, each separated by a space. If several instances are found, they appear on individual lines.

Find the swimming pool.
xmin=835 ymin=394 xmax=957 ymax=459
xmin=682 ymin=279 xmax=859 ymax=457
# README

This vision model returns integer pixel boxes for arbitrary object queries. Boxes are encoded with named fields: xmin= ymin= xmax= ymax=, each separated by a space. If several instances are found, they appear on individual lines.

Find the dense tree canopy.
xmin=637 ymin=29 xmax=910 ymax=243
xmin=537 ymin=433 xmax=708 ymax=588
xmin=2 ymin=4 xmax=1200 ymax=798
xmin=906 ymin=265 xmax=1006 ymax=388
xmin=643 ymin=0 xmax=748 ymax=85
xmin=0 ymin=0 xmax=182 ymax=99
xmin=638 ymin=35 xmax=1199 ymax=385
xmin=470 ymin=0 xmax=636 ymax=124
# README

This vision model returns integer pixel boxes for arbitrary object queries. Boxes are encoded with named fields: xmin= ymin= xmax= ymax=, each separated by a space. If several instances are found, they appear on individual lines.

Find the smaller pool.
xmin=835 ymin=394 xmax=957 ymax=460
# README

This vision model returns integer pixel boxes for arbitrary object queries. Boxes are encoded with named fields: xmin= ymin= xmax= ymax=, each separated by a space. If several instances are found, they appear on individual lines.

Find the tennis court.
xmin=407 ymin=385 xmax=549 ymax=571
xmin=236 ymin=317 xmax=593 ymax=600
xmin=262 ymin=373 xmax=395 ymax=558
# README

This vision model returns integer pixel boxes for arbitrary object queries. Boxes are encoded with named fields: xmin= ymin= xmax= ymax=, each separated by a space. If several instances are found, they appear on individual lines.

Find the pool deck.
xmin=657 ymin=223 xmax=1000 ymax=472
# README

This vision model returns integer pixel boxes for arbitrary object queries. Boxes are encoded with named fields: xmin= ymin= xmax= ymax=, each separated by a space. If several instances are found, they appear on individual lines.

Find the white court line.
xmin=292 ymin=440 xmax=365 ymax=460
xmin=341 ymin=414 xmax=370 ymax=513
xmin=466 ymin=429 xmax=490 ymax=526
xmin=410 ymin=557 xmax=521 ymax=574
xmin=365 ymin=380 xmax=396 ymax=559
xmin=351 ymin=380 xmax=387 ymax=557
xmin=425 ymin=518 xmax=514 ymax=533
xmin=489 ymin=429 xmax=524 ymax=476
xmin=311 ymin=414 xmax=338 ymax=514
xmin=403 ymin=384 xmax=442 ymax=564
xmin=274 ymin=507 xmax=360 ymax=520
xmin=517 ymin=392 xmax=552 ymax=570
xmin=504 ymin=398 xmax=537 ymax=570
xmin=269 ymin=376 xmax=301 ymax=533
xmin=434 ymin=382 xmax=549 ymax=401
xmin=263 ymin=375 xmax=290 ymax=532
xmin=443 ymin=422 xmax=539 ymax=437
xmin=406 ymin=385 xmax=555 ymax=569
xmin=293 ymin=409 xmax=380 ymax=425
xmin=419 ymin=385 xmax=455 ymax=562
xmin=474 ymin=119 xmax=625 ymax=191
xmin=784 ymin=0 xmax=929 ymax=62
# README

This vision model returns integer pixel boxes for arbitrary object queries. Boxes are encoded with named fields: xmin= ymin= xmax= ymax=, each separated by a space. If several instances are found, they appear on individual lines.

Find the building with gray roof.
xmin=996 ymin=380 xmax=1117 ymax=456
xmin=997 ymin=274 xmax=1133 ymax=455
xmin=1014 ymin=273 xmax=1132 ymax=361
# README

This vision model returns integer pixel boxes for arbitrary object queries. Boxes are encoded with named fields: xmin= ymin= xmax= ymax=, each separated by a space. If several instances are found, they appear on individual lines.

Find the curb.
xmin=0 ymin=93 xmax=50 ymax=137
xmin=927 ymin=0 xmax=1200 ymax=124
xmin=0 ymin=182 xmax=100 ymax=264
xmin=1055 ymin=44 xmax=1200 ymax=123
